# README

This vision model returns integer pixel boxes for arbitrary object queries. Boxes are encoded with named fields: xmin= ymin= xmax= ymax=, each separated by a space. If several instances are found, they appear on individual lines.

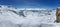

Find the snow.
xmin=41 ymin=23 xmax=60 ymax=27
xmin=0 ymin=20 xmax=19 ymax=27
xmin=0 ymin=5 xmax=59 ymax=27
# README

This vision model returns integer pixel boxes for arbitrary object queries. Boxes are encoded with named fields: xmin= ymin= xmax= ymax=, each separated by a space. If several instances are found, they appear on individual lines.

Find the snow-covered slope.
xmin=0 ymin=5 xmax=58 ymax=27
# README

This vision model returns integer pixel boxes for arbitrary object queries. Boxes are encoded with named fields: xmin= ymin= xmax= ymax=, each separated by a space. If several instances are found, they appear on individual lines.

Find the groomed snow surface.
xmin=0 ymin=7 xmax=59 ymax=27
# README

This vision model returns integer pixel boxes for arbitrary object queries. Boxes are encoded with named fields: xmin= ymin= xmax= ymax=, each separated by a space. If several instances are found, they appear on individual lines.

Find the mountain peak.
xmin=0 ymin=5 xmax=17 ymax=10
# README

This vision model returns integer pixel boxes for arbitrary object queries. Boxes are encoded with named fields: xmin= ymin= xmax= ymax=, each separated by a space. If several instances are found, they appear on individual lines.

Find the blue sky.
xmin=0 ymin=0 xmax=60 ymax=8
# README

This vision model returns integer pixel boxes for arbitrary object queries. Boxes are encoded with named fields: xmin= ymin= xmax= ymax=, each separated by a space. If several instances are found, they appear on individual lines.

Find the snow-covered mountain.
xmin=0 ymin=5 xmax=57 ymax=27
